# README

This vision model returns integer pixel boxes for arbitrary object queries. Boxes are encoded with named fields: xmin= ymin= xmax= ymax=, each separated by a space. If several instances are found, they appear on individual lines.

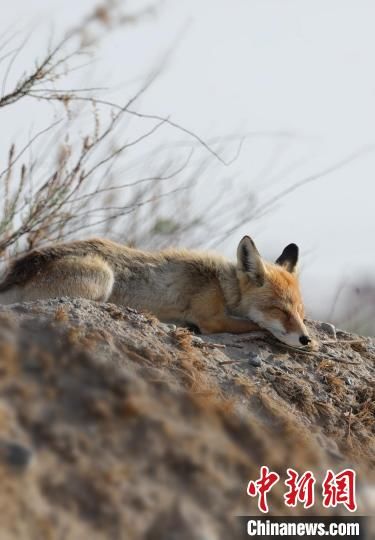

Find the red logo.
xmin=247 ymin=466 xmax=280 ymax=514
xmin=322 ymin=469 xmax=357 ymax=512
xmin=284 ymin=468 xmax=316 ymax=509
xmin=247 ymin=468 xmax=357 ymax=513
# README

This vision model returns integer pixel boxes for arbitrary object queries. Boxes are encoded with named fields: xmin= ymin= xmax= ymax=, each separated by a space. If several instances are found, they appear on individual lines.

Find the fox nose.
xmin=299 ymin=335 xmax=311 ymax=346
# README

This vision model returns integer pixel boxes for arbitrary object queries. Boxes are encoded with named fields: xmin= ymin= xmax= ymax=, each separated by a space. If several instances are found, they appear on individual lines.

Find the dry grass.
xmin=54 ymin=306 xmax=68 ymax=322
xmin=324 ymin=373 xmax=346 ymax=398
xmin=0 ymin=1 xmax=234 ymax=274
xmin=267 ymin=370 xmax=318 ymax=418
xmin=233 ymin=374 xmax=257 ymax=397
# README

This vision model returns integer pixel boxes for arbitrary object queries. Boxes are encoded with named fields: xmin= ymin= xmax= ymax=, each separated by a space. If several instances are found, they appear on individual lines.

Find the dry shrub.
xmin=171 ymin=328 xmax=194 ymax=352
xmin=267 ymin=370 xmax=318 ymax=418
xmin=324 ymin=373 xmax=346 ymax=398
xmin=317 ymin=359 xmax=335 ymax=372
xmin=355 ymin=397 xmax=375 ymax=428
xmin=233 ymin=375 xmax=257 ymax=398
xmin=66 ymin=325 xmax=84 ymax=345
xmin=0 ymin=2 xmax=236 ymax=272
xmin=314 ymin=400 xmax=337 ymax=427
xmin=54 ymin=306 xmax=68 ymax=322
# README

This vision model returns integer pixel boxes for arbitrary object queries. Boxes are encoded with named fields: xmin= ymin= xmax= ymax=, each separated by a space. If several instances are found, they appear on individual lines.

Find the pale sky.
xmin=1 ymin=0 xmax=374 ymax=318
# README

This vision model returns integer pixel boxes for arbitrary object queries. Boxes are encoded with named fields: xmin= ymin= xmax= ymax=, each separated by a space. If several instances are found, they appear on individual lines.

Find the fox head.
xmin=236 ymin=235 xmax=312 ymax=348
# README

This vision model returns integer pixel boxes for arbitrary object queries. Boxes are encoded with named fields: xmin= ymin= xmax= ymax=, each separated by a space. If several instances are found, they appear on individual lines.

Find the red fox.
xmin=0 ymin=235 xmax=312 ymax=348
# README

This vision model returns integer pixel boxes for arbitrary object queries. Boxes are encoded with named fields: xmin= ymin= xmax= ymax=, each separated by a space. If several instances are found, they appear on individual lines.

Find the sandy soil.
xmin=0 ymin=298 xmax=373 ymax=539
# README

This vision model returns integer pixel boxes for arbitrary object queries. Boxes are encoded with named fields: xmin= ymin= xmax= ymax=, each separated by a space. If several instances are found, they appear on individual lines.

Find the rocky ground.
xmin=0 ymin=298 xmax=374 ymax=539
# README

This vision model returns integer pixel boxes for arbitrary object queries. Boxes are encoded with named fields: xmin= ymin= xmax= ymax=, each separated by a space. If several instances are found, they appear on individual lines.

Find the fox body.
xmin=0 ymin=236 xmax=311 ymax=348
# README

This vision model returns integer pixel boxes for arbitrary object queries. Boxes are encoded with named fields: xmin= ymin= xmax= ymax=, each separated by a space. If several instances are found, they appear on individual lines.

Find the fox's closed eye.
xmin=273 ymin=307 xmax=290 ymax=317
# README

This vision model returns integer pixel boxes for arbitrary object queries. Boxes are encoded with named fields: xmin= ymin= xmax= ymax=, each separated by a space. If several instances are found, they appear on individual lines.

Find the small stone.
xmin=191 ymin=336 xmax=204 ymax=346
xmin=248 ymin=354 xmax=262 ymax=367
xmin=167 ymin=324 xmax=177 ymax=331
xmin=126 ymin=306 xmax=138 ymax=314
xmin=0 ymin=440 xmax=33 ymax=470
xmin=320 ymin=322 xmax=336 ymax=339
xmin=159 ymin=323 xmax=177 ymax=333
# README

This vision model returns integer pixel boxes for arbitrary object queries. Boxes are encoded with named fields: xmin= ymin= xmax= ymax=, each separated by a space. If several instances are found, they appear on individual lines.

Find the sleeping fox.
xmin=0 ymin=235 xmax=312 ymax=348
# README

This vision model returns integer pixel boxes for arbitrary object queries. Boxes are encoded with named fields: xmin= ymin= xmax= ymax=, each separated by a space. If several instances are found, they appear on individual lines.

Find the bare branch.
xmin=209 ymin=145 xmax=375 ymax=247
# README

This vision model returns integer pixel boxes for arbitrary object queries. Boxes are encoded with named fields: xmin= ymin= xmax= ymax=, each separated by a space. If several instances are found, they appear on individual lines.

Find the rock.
xmin=320 ymin=322 xmax=336 ymax=339
xmin=248 ymin=354 xmax=262 ymax=367
xmin=159 ymin=323 xmax=176 ymax=333
xmin=0 ymin=440 xmax=33 ymax=470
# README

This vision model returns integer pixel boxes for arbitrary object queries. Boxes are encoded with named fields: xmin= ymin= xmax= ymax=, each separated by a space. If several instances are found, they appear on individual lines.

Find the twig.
xmin=219 ymin=360 xmax=246 ymax=366
xmin=210 ymin=145 xmax=375 ymax=247
xmin=323 ymin=339 xmax=366 ymax=345
xmin=35 ymin=94 xmax=241 ymax=166
xmin=345 ymin=408 xmax=353 ymax=445
xmin=273 ymin=341 xmax=362 ymax=365
xmin=237 ymin=332 xmax=269 ymax=342
xmin=201 ymin=343 xmax=226 ymax=350
xmin=325 ymin=356 xmax=361 ymax=366
xmin=274 ymin=343 xmax=319 ymax=356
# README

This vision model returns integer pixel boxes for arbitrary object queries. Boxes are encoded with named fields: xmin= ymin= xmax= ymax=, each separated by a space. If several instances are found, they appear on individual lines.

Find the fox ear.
xmin=275 ymin=243 xmax=299 ymax=273
xmin=237 ymin=236 xmax=265 ymax=286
